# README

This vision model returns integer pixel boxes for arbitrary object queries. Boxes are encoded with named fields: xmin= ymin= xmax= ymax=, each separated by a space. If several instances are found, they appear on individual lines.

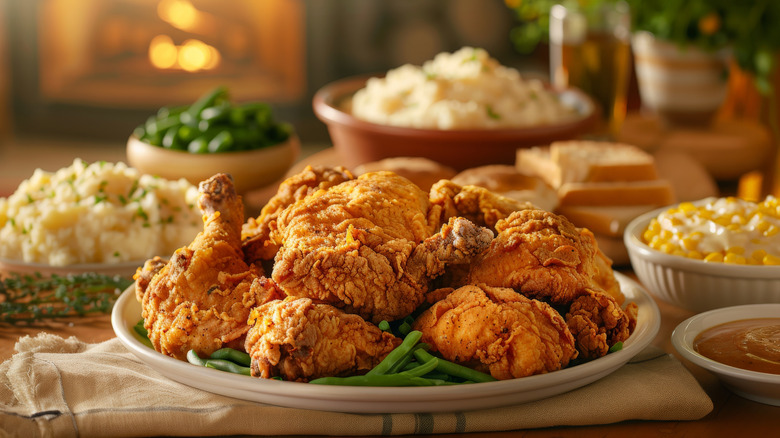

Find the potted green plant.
xmin=625 ymin=0 xmax=779 ymax=125
xmin=507 ymin=0 xmax=780 ymax=123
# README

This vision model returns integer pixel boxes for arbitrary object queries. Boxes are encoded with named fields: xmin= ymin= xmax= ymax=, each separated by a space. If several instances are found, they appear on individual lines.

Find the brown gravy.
xmin=693 ymin=318 xmax=780 ymax=375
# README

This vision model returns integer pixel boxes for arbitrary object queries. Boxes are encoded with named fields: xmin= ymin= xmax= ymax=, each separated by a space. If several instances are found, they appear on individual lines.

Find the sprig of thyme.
xmin=0 ymin=272 xmax=133 ymax=324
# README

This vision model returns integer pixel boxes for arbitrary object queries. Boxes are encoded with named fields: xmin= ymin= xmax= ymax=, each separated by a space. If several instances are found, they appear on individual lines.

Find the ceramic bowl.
xmin=623 ymin=205 xmax=780 ymax=312
xmin=126 ymin=134 xmax=300 ymax=193
xmin=671 ymin=304 xmax=780 ymax=406
xmin=312 ymin=75 xmax=598 ymax=171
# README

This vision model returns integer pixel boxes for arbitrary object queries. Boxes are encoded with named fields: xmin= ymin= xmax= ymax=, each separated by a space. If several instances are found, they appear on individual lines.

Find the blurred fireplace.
xmin=6 ymin=0 xmax=307 ymax=141
xmin=4 ymin=0 xmax=526 ymax=143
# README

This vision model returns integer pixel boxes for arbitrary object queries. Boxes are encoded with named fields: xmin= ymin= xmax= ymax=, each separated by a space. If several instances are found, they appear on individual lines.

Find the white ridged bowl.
xmin=624 ymin=206 xmax=780 ymax=312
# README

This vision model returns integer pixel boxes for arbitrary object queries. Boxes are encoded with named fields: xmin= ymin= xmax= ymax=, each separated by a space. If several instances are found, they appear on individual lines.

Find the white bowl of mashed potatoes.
xmin=624 ymin=197 xmax=780 ymax=312
xmin=0 ymin=159 xmax=203 ymax=276
xmin=313 ymin=47 xmax=598 ymax=170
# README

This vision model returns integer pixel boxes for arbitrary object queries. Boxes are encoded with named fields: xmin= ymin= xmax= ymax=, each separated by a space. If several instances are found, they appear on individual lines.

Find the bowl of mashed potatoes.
xmin=313 ymin=47 xmax=598 ymax=170
xmin=0 ymin=159 xmax=203 ymax=277
xmin=624 ymin=196 xmax=780 ymax=312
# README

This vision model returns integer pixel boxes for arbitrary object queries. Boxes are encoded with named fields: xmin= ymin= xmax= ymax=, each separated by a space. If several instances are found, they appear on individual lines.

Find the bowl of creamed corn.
xmin=624 ymin=196 xmax=780 ymax=313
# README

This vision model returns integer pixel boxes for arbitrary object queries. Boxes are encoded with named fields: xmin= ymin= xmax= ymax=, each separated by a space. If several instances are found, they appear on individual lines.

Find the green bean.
xmin=133 ymin=319 xmax=153 ymax=349
xmin=377 ymin=320 xmax=391 ymax=332
xmin=162 ymin=126 xmax=184 ymax=150
xmin=205 ymin=359 xmax=251 ymax=376
xmin=145 ymin=114 xmax=180 ymax=136
xmin=412 ymin=349 xmax=497 ymax=383
xmin=157 ymin=104 xmax=188 ymax=119
xmin=186 ymin=349 xmax=208 ymax=367
xmin=177 ymin=124 xmax=197 ymax=142
xmin=609 ymin=341 xmax=624 ymax=353
xmin=398 ymin=321 xmax=412 ymax=336
xmin=188 ymin=86 xmax=228 ymax=118
xmin=208 ymin=130 xmax=235 ymax=153
xmin=309 ymin=373 xmax=438 ymax=387
xmin=200 ymin=102 xmax=231 ymax=121
xmin=365 ymin=330 xmax=422 ymax=376
xmin=209 ymin=348 xmax=251 ymax=366
xmin=188 ymin=137 xmax=209 ymax=154
xmin=401 ymin=356 xmax=438 ymax=378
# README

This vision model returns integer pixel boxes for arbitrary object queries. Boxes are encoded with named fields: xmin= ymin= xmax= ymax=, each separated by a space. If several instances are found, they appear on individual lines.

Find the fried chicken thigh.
xmin=268 ymin=171 xmax=493 ymax=323
xmin=413 ymin=284 xmax=577 ymax=379
xmin=429 ymin=180 xmax=536 ymax=232
xmin=245 ymin=297 xmax=401 ymax=382
xmin=137 ymin=173 xmax=282 ymax=360
xmin=467 ymin=208 xmax=620 ymax=304
xmin=465 ymin=208 xmax=635 ymax=360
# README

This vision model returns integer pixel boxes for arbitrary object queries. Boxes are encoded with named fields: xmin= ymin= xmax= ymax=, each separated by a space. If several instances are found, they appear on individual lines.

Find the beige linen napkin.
xmin=0 ymin=333 xmax=712 ymax=438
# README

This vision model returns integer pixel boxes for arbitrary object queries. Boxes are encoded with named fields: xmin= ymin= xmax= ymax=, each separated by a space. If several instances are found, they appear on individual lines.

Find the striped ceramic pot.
xmin=631 ymin=31 xmax=730 ymax=126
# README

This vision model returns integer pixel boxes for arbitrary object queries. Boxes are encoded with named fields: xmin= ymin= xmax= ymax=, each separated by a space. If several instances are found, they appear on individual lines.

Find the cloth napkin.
xmin=0 ymin=333 xmax=712 ymax=438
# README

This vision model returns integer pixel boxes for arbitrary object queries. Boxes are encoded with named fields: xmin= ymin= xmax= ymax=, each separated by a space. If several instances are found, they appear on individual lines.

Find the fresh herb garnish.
xmin=0 ymin=272 xmax=132 ymax=324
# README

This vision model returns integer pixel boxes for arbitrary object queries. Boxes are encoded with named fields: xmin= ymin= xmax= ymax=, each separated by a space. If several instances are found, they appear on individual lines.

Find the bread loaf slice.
xmin=516 ymin=141 xmax=658 ymax=188
xmin=557 ymin=179 xmax=676 ymax=207
xmin=515 ymin=146 xmax=561 ymax=188
xmin=555 ymin=204 xmax=659 ymax=237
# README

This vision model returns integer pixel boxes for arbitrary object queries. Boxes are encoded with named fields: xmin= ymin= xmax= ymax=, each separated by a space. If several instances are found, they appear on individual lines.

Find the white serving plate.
xmin=671 ymin=304 xmax=780 ymax=406
xmin=112 ymin=272 xmax=660 ymax=413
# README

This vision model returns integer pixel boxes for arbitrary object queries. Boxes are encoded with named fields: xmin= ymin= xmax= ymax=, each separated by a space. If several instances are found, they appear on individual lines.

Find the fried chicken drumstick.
xmin=136 ymin=173 xmax=281 ymax=360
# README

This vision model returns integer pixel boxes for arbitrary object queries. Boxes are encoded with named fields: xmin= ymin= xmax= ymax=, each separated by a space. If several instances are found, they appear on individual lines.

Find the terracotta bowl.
xmin=312 ymin=75 xmax=598 ymax=170
xmin=126 ymin=134 xmax=300 ymax=193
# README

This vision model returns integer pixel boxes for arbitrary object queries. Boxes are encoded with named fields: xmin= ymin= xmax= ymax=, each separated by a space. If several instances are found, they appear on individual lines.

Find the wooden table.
xmin=1 ymin=269 xmax=777 ymax=437
xmin=2 ymin=148 xmax=778 ymax=436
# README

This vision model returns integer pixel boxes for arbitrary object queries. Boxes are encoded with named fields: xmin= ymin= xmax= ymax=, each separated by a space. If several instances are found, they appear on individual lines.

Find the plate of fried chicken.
xmin=113 ymin=167 xmax=660 ymax=413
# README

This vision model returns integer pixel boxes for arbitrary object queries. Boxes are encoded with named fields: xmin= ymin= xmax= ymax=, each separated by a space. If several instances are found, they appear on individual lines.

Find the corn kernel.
xmin=751 ymin=249 xmax=767 ymax=260
xmin=763 ymin=254 xmax=780 ymax=265
xmin=688 ymin=250 xmax=704 ymax=260
xmin=659 ymin=243 xmax=675 ymax=254
xmin=704 ymin=252 xmax=724 ymax=263
xmin=727 ymin=246 xmax=745 ymax=255
xmin=724 ymin=253 xmax=747 ymax=264
xmin=764 ymin=225 xmax=780 ymax=237
xmin=678 ymin=202 xmax=696 ymax=213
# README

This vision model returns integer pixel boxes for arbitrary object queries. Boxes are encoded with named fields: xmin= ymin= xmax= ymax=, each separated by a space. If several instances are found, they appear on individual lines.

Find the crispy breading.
xmin=413 ymin=284 xmax=577 ymax=379
xmin=245 ymin=297 xmax=400 ymax=382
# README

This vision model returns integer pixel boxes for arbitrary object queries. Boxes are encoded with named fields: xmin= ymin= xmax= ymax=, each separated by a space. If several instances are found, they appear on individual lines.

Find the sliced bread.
xmin=516 ymin=141 xmax=658 ymax=188
xmin=557 ymin=179 xmax=676 ymax=207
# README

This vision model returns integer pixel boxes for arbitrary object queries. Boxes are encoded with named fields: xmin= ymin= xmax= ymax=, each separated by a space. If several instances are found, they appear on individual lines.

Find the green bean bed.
xmin=138 ymin=317 xmax=623 ymax=387
xmin=133 ymin=86 xmax=293 ymax=154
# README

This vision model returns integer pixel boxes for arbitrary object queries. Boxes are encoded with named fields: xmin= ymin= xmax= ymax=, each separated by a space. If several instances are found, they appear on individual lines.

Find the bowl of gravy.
xmin=671 ymin=304 xmax=780 ymax=406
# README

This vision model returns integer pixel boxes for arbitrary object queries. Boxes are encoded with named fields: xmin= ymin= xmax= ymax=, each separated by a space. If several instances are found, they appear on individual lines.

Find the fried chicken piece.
xmin=242 ymin=165 xmax=354 ymax=264
xmin=139 ymin=173 xmax=282 ymax=360
xmin=270 ymin=171 xmax=493 ymax=323
xmin=467 ymin=208 xmax=609 ymax=305
xmin=413 ymin=284 xmax=577 ymax=380
xmin=245 ymin=297 xmax=401 ymax=382
xmin=429 ymin=179 xmax=536 ymax=232
xmin=465 ymin=208 xmax=635 ymax=360
xmin=134 ymin=256 xmax=167 ymax=303
xmin=566 ymin=289 xmax=638 ymax=360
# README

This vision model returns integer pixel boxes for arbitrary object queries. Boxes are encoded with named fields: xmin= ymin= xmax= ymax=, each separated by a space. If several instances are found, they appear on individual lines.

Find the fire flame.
xmin=149 ymin=0 xmax=221 ymax=71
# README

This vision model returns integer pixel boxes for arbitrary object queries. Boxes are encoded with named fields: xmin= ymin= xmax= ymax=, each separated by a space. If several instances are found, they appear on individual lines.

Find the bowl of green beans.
xmin=127 ymin=86 xmax=300 ymax=193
